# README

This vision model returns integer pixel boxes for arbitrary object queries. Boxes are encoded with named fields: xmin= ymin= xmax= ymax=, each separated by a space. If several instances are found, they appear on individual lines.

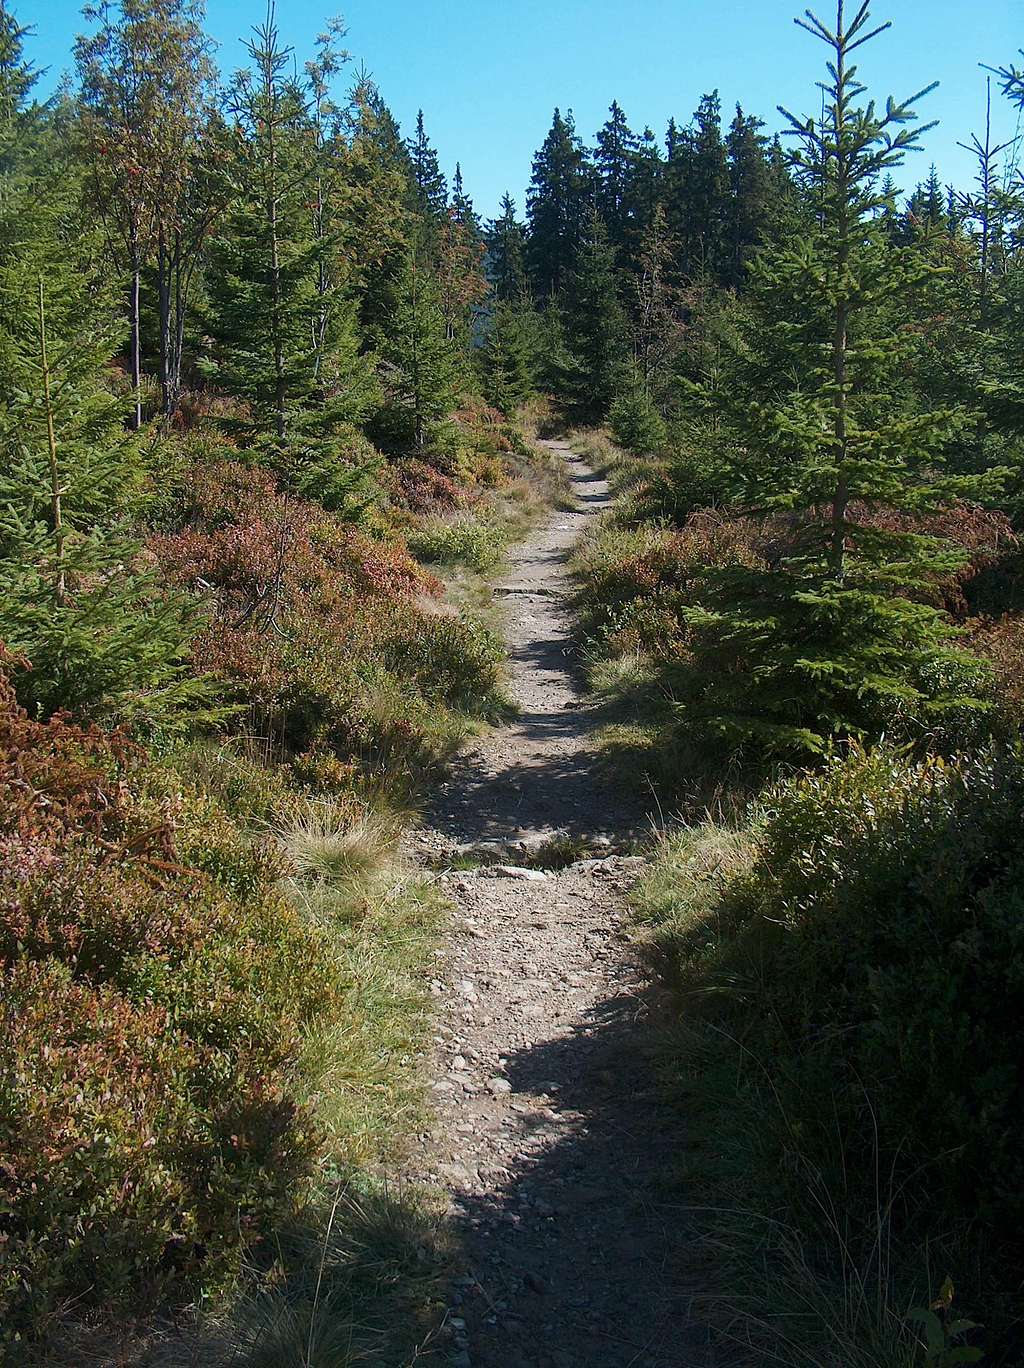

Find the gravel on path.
xmin=407 ymin=443 xmax=711 ymax=1368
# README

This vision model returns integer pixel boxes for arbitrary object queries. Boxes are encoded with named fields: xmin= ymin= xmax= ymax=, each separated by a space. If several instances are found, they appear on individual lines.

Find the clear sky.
xmin=26 ymin=0 xmax=1022 ymax=221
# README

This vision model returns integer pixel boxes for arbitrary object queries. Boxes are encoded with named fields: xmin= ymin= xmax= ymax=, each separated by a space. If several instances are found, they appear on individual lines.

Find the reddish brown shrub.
xmin=0 ymin=647 xmax=339 ymax=1342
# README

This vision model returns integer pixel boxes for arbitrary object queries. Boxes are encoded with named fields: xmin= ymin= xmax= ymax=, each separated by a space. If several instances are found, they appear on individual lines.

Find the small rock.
xmin=493 ymin=865 xmax=547 ymax=881
xmin=488 ymin=1076 xmax=513 ymax=1095
xmin=452 ymin=1353 xmax=472 ymax=1368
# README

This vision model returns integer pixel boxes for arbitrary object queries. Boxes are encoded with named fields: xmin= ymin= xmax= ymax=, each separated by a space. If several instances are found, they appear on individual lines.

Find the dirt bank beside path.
xmin=407 ymin=441 xmax=709 ymax=1368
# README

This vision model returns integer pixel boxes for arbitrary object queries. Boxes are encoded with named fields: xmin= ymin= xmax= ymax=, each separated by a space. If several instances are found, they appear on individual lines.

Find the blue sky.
xmin=27 ymin=0 xmax=1022 ymax=220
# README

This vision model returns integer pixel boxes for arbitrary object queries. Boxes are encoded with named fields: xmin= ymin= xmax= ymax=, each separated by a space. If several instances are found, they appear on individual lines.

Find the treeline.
xmin=482 ymin=92 xmax=795 ymax=425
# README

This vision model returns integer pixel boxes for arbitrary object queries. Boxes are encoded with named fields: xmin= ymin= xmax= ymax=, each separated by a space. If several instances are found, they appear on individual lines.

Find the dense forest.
xmin=3 ymin=0 xmax=1024 ymax=1361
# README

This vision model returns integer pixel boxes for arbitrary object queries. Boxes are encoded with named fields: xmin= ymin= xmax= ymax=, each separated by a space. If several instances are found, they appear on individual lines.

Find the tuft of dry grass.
xmin=275 ymin=797 xmax=401 ymax=891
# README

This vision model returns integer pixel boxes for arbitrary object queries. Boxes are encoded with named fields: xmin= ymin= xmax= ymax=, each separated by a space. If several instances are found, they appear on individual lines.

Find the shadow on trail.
xmin=432 ymin=744 xmax=646 ymax=845
xmin=445 ymin=979 xmax=713 ymax=1368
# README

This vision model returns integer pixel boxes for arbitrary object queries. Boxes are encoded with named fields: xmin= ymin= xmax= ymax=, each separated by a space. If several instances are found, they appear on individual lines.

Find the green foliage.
xmin=609 ymin=386 xmax=667 ymax=454
xmin=639 ymin=743 xmax=1024 ymax=1233
xmin=672 ymin=4 xmax=989 ymax=756
xmin=201 ymin=14 xmax=378 ymax=476
xmin=680 ymin=562 xmax=993 ymax=757
xmin=480 ymin=300 xmax=538 ymax=416
xmin=409 ymin=516 xmax=508 ymax=572
xmin=486 ymin=192 xmax=528 ymax=302
xmin=0 ymin=124 xmax=201 ymax=727
xmin=373 ymin=257 xmax=460 ymax=452
xmin=558 ymin=210 xmax=628 ymax=423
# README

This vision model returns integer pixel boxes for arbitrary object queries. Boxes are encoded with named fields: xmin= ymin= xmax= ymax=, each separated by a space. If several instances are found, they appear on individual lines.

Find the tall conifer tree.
xmin=558 ymin=208 xmax=628 ymax=421
xmin=681 ymin=1 xmax=985 ymax=755
xmin=594 ymin=100 xmax=637 ymax=252
xmin=526 ymin=108 xmax=589 ymax=298
xmin=486 ymin=192 xmax=528 ymax=302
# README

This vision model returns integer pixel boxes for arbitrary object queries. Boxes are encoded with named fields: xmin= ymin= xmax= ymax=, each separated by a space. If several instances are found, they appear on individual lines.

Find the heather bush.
xmin=572 ymin=514 xmax=765 ymax=654
xmin=0 ymin=655 xmax=341 ymax=1345
xmin=150 ymin=460 xmax=501 ymax=778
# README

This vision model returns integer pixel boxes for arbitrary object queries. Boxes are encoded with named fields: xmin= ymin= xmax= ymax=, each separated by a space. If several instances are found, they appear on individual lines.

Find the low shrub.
xmin=572 ymin=514 xmax=765 ymax=655
xmin=408 ymin=516 xmax=508 ymax=572
xmin=152 ymin=461 xmax=501 ymax=779
xmin=638 ymin=744 xmax=1024 ymax=1240
xmin=0 ymin=652 xmax=341 ymax=1346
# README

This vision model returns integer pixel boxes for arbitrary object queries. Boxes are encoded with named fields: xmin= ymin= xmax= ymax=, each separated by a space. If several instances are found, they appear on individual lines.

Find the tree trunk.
xmin=129 ymin=261 xmax=142 ymax=430
xmin=157 ymin=226 xmax=173 ymax=420
xmin=38 ymin=277 xmax=66 ymax=606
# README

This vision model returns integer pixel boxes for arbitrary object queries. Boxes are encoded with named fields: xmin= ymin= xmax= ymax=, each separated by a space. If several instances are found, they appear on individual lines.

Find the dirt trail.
xmin=408 ymin=442 xmax=709 ymax=1368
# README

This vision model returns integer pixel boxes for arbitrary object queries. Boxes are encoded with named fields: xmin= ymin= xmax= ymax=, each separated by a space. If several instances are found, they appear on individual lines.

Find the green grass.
xmin=408 ymin=515 xmax=508 ymax=572
xmin=566 ymin=426 xmax=665 ymax=496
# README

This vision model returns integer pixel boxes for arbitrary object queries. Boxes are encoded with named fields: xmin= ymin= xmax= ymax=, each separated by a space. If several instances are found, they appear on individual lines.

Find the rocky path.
xmin=408 ymin=443 xmax=709 ymax=1368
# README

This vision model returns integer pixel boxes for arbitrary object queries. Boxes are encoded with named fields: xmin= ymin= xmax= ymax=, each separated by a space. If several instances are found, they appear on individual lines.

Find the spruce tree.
xmin=436 ymin=205 xmax=488 ymax=350
xmin=629 ymin=203 xmax=685 ymax=401
xmin=450 ymin=162 xmax=480 ymax=237
xmin=406 ymin=109 xmax=448 ymax=220
xmin=681 ymin=1 xmax=985 ymax=756
xmin=622 ymin=126 xmax=663 ymax=271
xmin=687 ymin=91 xmax=729 ymax=279
xmin=340 ymin=80 xmax=416 ymax=335
xmin=594 ymin=100 xmax=637 ymax=252
xmin=203 ymin=11 xmax=376 ymax=494
xmin=375 ymin=255 xmax=459 ymax=452
xmin=486 ymin=192 xmax=528 ymax=302
xmin=724 ymin=105 xmax=778 ymax=287
xmin=0 ymin=14 xmax=197 ymax=724
xmin=558 ymin=208 xmax=628 ymax=422
xmin=526 ymin=108 xmax=589 ymax=298
xmin=480 ymin=300 xmax=536 ymax=416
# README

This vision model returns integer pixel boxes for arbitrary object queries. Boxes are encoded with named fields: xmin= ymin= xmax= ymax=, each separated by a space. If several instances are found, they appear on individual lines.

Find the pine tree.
xmin=558 ymin=208 xmax=628 ymax=422
xmin=486 ymin=192 xmax=528 ymax=302
xmin=681 ymin=1 xmax=985 ymax=756
xmin=526 ymin=107 xmax=589 ymax=298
